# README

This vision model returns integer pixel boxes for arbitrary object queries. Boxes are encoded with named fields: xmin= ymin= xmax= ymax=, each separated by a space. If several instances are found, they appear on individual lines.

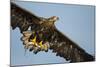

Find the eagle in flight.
xmin=11 ymin=2 xmax=95 ymax=63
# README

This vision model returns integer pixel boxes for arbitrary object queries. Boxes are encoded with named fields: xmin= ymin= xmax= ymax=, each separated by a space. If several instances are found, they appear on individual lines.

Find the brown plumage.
xmin=11 ymin=2 xmax=95 ymax=63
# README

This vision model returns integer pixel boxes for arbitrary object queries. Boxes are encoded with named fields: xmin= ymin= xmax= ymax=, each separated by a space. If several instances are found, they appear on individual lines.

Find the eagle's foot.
xmin=21 ymin=31 xmax=50 ymax=54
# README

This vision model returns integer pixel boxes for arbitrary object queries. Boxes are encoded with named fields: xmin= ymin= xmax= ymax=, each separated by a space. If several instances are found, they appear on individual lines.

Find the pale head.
xmin=50 ymin=16 xmax=59 ymax=22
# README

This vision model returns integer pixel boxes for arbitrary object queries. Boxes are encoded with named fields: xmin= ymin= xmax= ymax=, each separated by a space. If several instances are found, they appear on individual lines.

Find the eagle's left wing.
xmin=48 ymin=28 xmax=95 ymax=62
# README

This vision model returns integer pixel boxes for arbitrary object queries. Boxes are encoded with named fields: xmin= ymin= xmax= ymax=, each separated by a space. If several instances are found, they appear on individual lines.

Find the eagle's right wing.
xmin=11 ymin=2 xmax=41 ymax=33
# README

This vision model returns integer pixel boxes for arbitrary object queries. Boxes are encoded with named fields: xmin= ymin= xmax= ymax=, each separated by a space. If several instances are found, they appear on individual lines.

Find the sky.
xmin=11 ymin=1 xmax=95 ymax=66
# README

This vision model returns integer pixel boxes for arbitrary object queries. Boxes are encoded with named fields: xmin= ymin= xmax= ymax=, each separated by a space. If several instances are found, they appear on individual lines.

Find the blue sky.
xmin=11 ymin=1 xmax=95 ymax=66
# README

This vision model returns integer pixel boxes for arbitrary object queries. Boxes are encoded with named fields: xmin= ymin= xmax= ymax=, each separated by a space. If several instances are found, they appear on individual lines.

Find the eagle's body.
xmin=11 ymin=2 xmax=95 ymax=63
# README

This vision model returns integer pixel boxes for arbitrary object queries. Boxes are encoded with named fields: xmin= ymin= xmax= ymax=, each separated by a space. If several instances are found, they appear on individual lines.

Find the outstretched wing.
xmin=49 ymin=28 xmax=95 ymax=62
xmin=11 ymin=2 xmax=41 ymax=33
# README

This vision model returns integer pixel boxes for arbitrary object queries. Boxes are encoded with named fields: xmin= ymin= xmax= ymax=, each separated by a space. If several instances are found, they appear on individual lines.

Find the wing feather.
xmin=50 ymin=28 xmax=95 ymax=62
xmin=11 ymin=2 xmax=41 ymax=33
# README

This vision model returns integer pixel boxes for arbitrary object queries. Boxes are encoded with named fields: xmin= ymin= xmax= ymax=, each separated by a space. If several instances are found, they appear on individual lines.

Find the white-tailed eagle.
xmin=11 ymin=2 xmax=95 ymax=63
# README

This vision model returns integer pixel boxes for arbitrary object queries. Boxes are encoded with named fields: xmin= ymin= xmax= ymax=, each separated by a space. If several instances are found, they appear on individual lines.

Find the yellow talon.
xmin=30 ymin=36 xmax=37 ymax=46
xmin=30 ymin=33 xmax=48 ymax=51
xmin=39 ymin=41 xmax=48 ymax=50
xmin=39 ymin=41 xmax=43 ymax=48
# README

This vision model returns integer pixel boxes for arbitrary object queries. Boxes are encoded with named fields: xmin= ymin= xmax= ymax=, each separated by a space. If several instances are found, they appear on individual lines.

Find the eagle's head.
xmin=41 ymin=16 xmax=59 ymax=28
xmin=45 ymin=16 xmax=59 ymax=28
xmin=49 ymin=16 xmax=59 ymax=22
xmin=45 ymin=16 xmax=59 ymax=26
